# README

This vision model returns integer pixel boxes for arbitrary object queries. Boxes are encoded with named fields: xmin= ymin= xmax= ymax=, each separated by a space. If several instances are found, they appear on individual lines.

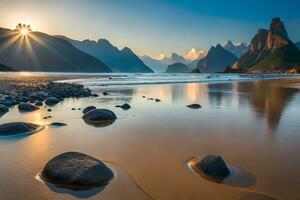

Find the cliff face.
xmin=234 ymin=18 xmax=300 ymax=73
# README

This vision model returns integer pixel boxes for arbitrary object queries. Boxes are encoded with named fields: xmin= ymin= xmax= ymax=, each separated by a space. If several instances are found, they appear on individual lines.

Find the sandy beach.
xmin=0 ymin=73 xmax=300 ymax=200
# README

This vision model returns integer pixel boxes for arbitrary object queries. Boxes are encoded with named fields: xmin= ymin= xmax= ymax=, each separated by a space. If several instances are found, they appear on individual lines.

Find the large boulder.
xmin=45 ymin=97 xmax=60 ymax=106
xmin=82 ymin=109 xmax=117 ymax=127
xmin=41 ymin=152 xmax=114 ymax=189
xmin=0 ymin=122 xmax=44 ymax=136
xmin=82 ymin=106 xmax=96 ymax=114
xmin=190 ymin=154 xmax=230 ymax=181
xmin=18 ymin=103 xmax=39 ymax=112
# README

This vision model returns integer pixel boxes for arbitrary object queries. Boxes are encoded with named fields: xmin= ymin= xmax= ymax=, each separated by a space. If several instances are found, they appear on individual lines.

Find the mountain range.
xmin=223 ymin=40 xmax=249 ymax=58
xmin=56 ymin=36 xmax=153 ymax=73
xmin=233 ymin=18 xmax=300 ymax=73
xmin=196 ymin=44 xmax=238 ymax=73
xmin=0 ymin=27 xmax=111 ymax=72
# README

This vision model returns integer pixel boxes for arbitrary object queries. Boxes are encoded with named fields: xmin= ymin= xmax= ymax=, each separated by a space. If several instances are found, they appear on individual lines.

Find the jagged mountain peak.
xmin=269 ymin=17 xmax=288 ymax=39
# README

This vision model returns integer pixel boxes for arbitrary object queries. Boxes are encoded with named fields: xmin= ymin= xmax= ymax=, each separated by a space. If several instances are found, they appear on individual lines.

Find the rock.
xmin=50 ymin=122 xmax=67 ymax=127
xmin=0 ymin=122 xmax=43 ymax=136
xmin=82 ymin=109 xmax=117 ymax=127
xmin=115 ymin=103 xmax=131 ymax=110
xmin=18 ymin=103 xmax=39 ymax=112
xmin=91 ymin=94 xmax=99 ymax=97
xmin=155 ymin=98 xmax=161 ymax=102
xmin=191 ymin=154 xmax=230 ymax=180
xmin=35 ymin=101 xmax=43 ymax=106
xmin=187 ymin=104 xmax=202 ymax=109
xmin=41 ymin=152 xmax=114 ymax=189
xmin=45 ymin=97 xmax=60 ymax=106
xmin=47 ymin=109 xmax=52 ymax=112
xmin=102 ymin=92 xmax=109 ymax=96
xmin=83 ymin=106 xmax=96 ymax=114
xmin=72 ymin=108 xmax=76 ymax=110
xmin=0 ymin=104 xmax=9 ymax=114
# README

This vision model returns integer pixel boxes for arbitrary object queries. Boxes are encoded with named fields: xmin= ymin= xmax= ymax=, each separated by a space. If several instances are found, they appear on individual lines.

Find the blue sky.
xmin=0 ymin=0 xmax=300 ymax=58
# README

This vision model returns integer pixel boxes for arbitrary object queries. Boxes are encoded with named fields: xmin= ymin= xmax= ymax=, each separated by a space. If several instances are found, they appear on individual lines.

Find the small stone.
xmin=50 ymin=122 xmax=67 ymax=127
xmin=83 ymin=106 xmax=96 ymax=114
xmin=45 ymin=97 xmax=60 ymax=106
xmin=82 ymin=109 xmax=117 ymax=127
xmin=115 ymin=103 xmax=131 ymax=110
xmin=191 ymin=154 xmax=230 ymax=181
xmin=102 ymin=92 xmax=109 ymax=96
xmin=35 ymin=101 xmax=43 ymax=106
xmin=18 ymin=103 xmax=39 ymax=112
xmin=187 ymin=104 xmax=202 ymax=109
xmin=155 ymin=98 xmax=161 ymax=102
xmin=47 ymin=109 xmax=52 ymax=112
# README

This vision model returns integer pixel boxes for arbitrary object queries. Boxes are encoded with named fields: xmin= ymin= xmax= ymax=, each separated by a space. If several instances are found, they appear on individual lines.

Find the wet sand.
xmin=0 ymin=75 xmax=300 ymax=200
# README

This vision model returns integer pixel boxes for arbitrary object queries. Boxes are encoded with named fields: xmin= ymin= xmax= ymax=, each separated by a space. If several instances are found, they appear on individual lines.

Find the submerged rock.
xmin=50 ymin=122 xmax=67 ymax=127
xmin=191 ymin=154 xmax=230 ymax=181
xmin=0 ymin=122 xmax=43 ymax=136
xmin=115 ymin=103 xmax=131 ymax=110
xmin=82 ymin=109 xmax=117 ymax=127
xmin=45 ymin=97 xmax=60 ymax=106
xmin=187 ymin=104 xmax=202 ymax=109
xmin=83 ymin=106 xmax=96 ymax=114
xmin=102 ymin=92 xmax=109 ymax=96
xmin=41 ymin=152 xmax=114 ymax=189
xmin=18 ymin=103 xmax=39 ymax=112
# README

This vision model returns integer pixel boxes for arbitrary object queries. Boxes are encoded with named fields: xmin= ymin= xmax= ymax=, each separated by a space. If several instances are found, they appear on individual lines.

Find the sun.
xmin=20 ymin=28 xmax=28 ymax=36
xmin=15 ymin=23 xmax=32 ymax=36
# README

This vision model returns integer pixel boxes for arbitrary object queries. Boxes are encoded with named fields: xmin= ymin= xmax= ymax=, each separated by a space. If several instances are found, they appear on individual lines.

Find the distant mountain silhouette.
xmin=196 ymin=44 xmax=238 ymax=73
xmin=140 ymin=55 xmax=167 ymax=72
xmin=0 ymin=27 xmax=111 ymax=72
xmin=56 ymin=36 xmax=153 ymax=73
xmin=233 ymin=18 xmax=300 ymax=73
xmin=224 ymin=40 xmax=248 ymax=58
xmin=165 ymin=63 xmax=190 ymax=73
xmin=0 ymin=62 xmax=14 ymax=71
xmin=160 ymin=53 xmax=188 ymax=65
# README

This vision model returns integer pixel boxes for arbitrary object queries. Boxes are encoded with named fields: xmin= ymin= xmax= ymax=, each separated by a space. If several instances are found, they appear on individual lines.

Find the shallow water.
xmin=0 ymin=77 xmax=300 ymax=200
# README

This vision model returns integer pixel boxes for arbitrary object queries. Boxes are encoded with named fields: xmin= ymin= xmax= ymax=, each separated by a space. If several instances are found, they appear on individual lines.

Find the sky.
xmin=0 ymin=0 xmax=300 ymax=58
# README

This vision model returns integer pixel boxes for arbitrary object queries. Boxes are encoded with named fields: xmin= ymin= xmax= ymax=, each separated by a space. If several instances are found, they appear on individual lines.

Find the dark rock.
xmin=115 ymin=103 xmax=131 ymax=110
xmin=41 ymin=152 xmax=114 ymax=189
xmin=187 ymin=104 xmax=202 ymax=109
xmin=18 ymin=103 xmax=39 ymax=112
xmin=45 ymin=97 xmax=60 ymax=106
xmin=50 ymin=122 xmax=67 ymax=127
xmin=0 ymin=122 xmax=44 ymax=136
xmin=47 ymin=109 xmax=52 ymax=112
xmin=102 ymin=92 xmax=109 ymax=96
xmin=91 ymin=94 xmax=99 ymax=97
xmin=83 ymin=106 xmax=96 ymax=114
xmin=35 ymin=101 xmax=43 ymax=106
xmin=155 ymin=98 xmax=161 ymax=102
xmin=192 ymin=154 xmax=230 ymax=180
xmin=82 ymin=109 xmax=117 ymax=127
xmin=0 ymin=104 xmax=9 ymax=114
xmin=72 ymin=108 xmax=76 ymax=110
